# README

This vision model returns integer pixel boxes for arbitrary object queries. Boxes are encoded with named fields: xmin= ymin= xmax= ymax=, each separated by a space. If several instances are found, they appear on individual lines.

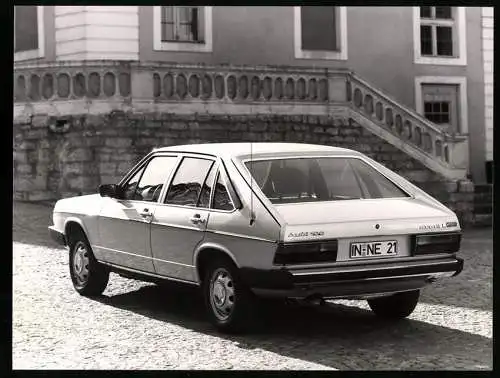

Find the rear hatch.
xmin=276 ymin=197 xmax=460 ymax=263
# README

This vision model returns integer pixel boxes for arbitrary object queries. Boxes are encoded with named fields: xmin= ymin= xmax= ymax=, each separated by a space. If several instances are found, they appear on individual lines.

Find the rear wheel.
xmin=367 ymin=290 xmax=420 ymax=319
xmin=202 ymin=257 xmax=257 ymax=333
xmin=69 ymin=230 xmax=109 ymax=296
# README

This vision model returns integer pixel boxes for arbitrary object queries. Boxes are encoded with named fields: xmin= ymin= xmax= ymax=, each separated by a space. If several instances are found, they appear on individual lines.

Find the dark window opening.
xmin=419 ymin=6 xmax=456 ymax=58
xmin=161 ymin=6 xmax=204 ymax=43
xmin=15 ymin=6 xmax=39 ymax=53
xmin=424 ymin=101 xmax=451 ymax=124
xmin=420 ymin=25 xmax=433 ymax=56
xmin=436 ymin=26 xmax=453 ymax=56
xmin=420 ymin=6 xmax=432 ymax=18
xmin=435 ymin=7 xmax=452 ymax=19
xmin=301 ymin=6 xmax=338 ymax=51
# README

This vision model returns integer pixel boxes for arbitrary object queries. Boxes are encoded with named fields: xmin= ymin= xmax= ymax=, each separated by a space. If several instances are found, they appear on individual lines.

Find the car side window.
xmin=165 ymin=157 xmax=214 ymax=207
xmin=122 ymin=156 xmax=177 ymax=202
xmin=197 ymin=163 xmax=217 ymax=208
xmin=122 ymin=166 xmax=146 ymax=201
xmin=212 ymin=171 xmax=234 ymax=211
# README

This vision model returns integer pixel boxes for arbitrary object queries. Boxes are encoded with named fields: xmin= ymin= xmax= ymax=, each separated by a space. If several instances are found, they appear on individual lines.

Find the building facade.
xmin=13 ymin=6 xmax=493 ymax=224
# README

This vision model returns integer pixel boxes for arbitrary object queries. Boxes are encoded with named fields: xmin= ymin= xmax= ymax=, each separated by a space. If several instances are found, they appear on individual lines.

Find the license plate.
xmin=349 ymin=240 xmax=398 ymax=259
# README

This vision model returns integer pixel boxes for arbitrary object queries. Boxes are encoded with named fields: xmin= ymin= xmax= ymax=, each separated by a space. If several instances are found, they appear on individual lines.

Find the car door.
xmin=150 ymin=155 xmax=217 ymax=282
xmin=96 ymin=154 xmax=179 ymax=273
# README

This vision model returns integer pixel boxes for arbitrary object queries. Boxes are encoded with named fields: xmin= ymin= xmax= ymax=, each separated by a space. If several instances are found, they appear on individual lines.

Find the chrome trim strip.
xmin=97 ymin=261 xmax=199 ymax=286
xmin=151 ymin=257 xmax=195 ymax=268
xmin=205 ymin=229 xmax=277 ymax=243
xmin=150 ymin=222 xmax=201 ymax=231
xmin=283 ymin=253 xmax=456 ymax=270
xmin=290 ymin=259 xmax=458 ymax=276
xmin=327 ymin=272 xmax=445 ymax=282
xmin=98 ymin=215 xmax=150 ymax=224
xmin=93 ymin=245 xmax=151 ymax=259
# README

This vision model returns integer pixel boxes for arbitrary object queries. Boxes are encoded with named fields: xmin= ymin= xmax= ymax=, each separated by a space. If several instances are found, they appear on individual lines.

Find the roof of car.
xmin=154 ymin=143 xmax=358 ymax=158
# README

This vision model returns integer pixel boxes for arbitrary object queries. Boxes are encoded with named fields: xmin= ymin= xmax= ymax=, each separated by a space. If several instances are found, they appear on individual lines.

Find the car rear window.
xmin=245 ymin=157 xmax=408 ymax=204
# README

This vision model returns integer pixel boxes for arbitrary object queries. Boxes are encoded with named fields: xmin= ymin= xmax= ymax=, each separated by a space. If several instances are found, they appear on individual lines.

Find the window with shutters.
xmin=153 ymin=6 xmax=213 ymax=53
xmin=14 ymin=6 xmax=45 ymax=61
xmin=413 ymin=7 xmax=467 ymax=65
xmin=294 ymin=6 xmax=347 ymax=60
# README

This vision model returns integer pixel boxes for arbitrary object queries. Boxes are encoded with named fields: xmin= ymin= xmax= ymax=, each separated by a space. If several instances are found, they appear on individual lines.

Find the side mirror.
xmin=99 ymin=184 xmax=119 ymax=198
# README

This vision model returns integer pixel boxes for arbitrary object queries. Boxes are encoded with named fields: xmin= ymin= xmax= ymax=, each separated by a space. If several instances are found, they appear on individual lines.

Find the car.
xmin=49 ymin=142 xmax=463 ymax=333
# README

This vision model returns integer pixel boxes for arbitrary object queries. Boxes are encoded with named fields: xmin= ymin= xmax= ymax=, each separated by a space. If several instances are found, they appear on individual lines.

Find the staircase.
xmin=344 ymin=72 xmax=468 ymax=181
xmin=474 ymin=184 xmax=493 ymax=227
xmin=342 ymin=72 xmax=493 ymax=227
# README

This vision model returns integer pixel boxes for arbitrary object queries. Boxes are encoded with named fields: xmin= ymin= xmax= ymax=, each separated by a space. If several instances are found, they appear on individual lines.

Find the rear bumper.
xmin=241 ymin=256 xmax=463 ymax=299
xmin=48 ymin=226 xmax=66 ymax=246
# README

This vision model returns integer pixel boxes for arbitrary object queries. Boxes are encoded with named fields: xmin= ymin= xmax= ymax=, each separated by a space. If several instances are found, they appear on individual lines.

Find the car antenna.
xmin=249 ymin=141 xmax=256 ymax=226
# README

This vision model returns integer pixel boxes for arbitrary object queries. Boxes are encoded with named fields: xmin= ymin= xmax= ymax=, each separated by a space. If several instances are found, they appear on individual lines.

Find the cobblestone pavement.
xmin=12 ymin=202 xmax=493 ymax=370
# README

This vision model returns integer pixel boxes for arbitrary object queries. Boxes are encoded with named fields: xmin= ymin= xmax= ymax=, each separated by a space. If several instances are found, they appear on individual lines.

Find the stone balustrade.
xmin=14 ymin=61 xmax=132 ymax=102
xmin=149 ymin=65 xmax=331 ymax=103
xmin=13 ymin=60 xmax=468 ymax=179
xmin=13 ymin=61 xmax=338 ymax=105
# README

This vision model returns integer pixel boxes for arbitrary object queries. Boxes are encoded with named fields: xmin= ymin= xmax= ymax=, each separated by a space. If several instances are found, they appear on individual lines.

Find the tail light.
xmin=411 ymin=233 xmax=461 ymax=255
xmin=274 ymin=240 xmax=338 ymax=265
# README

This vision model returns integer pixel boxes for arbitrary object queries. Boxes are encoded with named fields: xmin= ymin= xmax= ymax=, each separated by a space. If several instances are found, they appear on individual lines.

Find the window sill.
xmin=14 ymin=49 xmax=44 ymax=62
xmin=415 ymin=55 xmax=466 ymax=66
xmin=295 ymin=49 xmax=347 ymax=61
xmin=153 ymin=41 xmax=212 ymax=53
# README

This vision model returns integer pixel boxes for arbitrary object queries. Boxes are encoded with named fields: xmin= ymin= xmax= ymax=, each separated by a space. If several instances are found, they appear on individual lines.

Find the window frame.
xmin=14 ymin=5 xmax=45 ymax=62
xmin=242 ymin=155 xmax=411 ymax=204
xmin=162 ymin=155 xmax=217 ymax=209
xmin=413 ymin=6 xmax=467 ymax=66
xmin=414 ymin=76 xmax=468 ymax=135
xmin=197 ymin=160 xmax=219 ymax=210
xmin=119 ymin=153 xmax=181 ymax=204
xmin=153 ymin=6 xmax=213 ymax=53
xmin=294 ymin=6 xmax=348 ymax=61
xmin=210 ymin=168 xmax=237 ymax=213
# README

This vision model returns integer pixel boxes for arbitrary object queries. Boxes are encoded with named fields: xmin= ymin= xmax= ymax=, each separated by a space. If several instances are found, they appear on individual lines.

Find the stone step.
xmin=474 ymin=193 xmax=493 ymax=203
xmin=473 ymin=214 xmax=493 ymax=227
xmin=474 ymin=203 xmax=492 ymax=214
xmin=474 ymin=184 xmax=493 ymax=194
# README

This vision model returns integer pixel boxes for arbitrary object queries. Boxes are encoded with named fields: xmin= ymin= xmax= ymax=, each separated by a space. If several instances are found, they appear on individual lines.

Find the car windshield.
xmin=244 ymin=157 xmax=409 ymax=204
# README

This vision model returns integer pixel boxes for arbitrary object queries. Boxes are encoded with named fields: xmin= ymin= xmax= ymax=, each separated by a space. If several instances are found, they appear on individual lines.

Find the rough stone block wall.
xmin=13 ymin=111 xmax=474 ymax=226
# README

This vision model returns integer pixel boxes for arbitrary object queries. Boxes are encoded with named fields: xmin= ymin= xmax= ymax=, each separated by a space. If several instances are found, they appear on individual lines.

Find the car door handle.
xmin=139 ymin=209 xmax=153 ymax=218
xmin=190 ymin=214 xmax=206 ymax=225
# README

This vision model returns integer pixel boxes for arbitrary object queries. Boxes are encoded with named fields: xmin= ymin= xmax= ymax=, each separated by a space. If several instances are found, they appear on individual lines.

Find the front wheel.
xmin=69 ymin=233 xmax=110 ymax=296
xmin=367 ymin=290 xmax=420 ymax=319
xmin=203 ymin=258 xmax=257 ymax=333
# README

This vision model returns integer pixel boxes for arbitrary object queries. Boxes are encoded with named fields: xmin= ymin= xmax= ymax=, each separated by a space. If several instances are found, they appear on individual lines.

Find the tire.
xmin=68 ymin=230 xmax=110 ymax=296
xmin=367 ymin=290 xmax=420 ymax=319
xmin=202 ymin=257 xmax=257 ymax=333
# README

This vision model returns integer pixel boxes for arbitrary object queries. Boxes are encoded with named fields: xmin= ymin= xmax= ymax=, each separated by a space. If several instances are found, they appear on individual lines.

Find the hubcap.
xmin=209 ymin=268 xmax=235 ymax=321
xmin=72 ymin=243 xmax=90 ymax=285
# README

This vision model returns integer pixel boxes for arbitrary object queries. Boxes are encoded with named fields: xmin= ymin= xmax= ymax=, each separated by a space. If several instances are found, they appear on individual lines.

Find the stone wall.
xmin=13 ymin=111 xmax=474 ymax=226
